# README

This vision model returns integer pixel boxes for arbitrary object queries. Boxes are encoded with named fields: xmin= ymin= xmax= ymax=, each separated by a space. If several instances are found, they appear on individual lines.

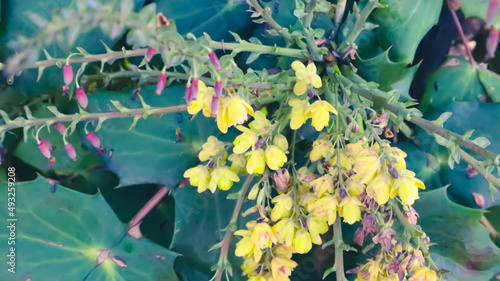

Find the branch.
xmin=0 ymin=104 xmax=187 ymax=133
xmin=128 ymin=185 xmax=171 ymax=230
xmin=214 ymin=175 xmax=255 ymax=281
xmin=460 ymin=149 xmax=500 ymax=189
xmin=447 ymin=0 xmax=476 ymax=66
xmin=333 ymin=216 xmax=347 ymax=281
xmin=247 ymin=0 xmax=294 ymax=43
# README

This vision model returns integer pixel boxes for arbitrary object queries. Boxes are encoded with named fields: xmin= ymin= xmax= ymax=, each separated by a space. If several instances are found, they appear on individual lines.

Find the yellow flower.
xmin=251 ymin=223 xmax=276 ymax=261
xmin=183 ymin=165 xmax=210 ymax=193
xmin=307 ymin=100 xmax=338 ymax=131
xmin=198 ymin=136 xmax=225 ymax=162
xmin=228 ymin=153 xmax=246 ymax=173
xmin=208 ymin=166 xmax=240 ymax=192
xmin=271 ymin=194 xmax=294 ymax=221
xmin=307 ymin=196 xmax=338 ymax=225
xmin=310 ymin=139 xmax=332 ymax=162
xmin=288 ymin=98 xmax=311 ymax=130
xmin=248 ymin=184 xmax=260 ymax=200
xmin=233 ymin=126 xmax=259 ymax=154
xmin=217 ymin=95 xmax=254 ymax=133
xmin=352 ymin=150 xmax=381 ymax=184
xmin=392 ymin=170 xmax=425 ymax=205
xmin=366 ymin=173 xmax=392 ymax=205
xmin=272 ymin=218 xmax=296 ymax=247
xmin=246 ymin=149 xmax=266 ymax=174
xmin=291 ymin=61 xmax=322 ymax=96
xmin=248 ymin=276 xmax=267 ymax=281
xmin=241 ymin=256 xmax=260 ymax=276
xmin=273 ymin=134 xmax=289 ymax=153
xmin=307 ymin=216 xmax=328 ymax=244
xmin=346 ymin=176 xmax=366 ymax=198
xmin=235 ymin=229 xmax=255 ymax=258
xmin=187 ymin=81 xmax=214 ymax=117
xmin=293 ymin=229 xmax=312 ymax=254
xmin=265 ymin=145 xmax=288 ymax=170
xmin=310 ymin=175 xmax=334 ymax=197
xmin=249 ymin=110 xmax=271 ymax=134
xmin=339 ymin=197 xmax=363 ymax=224
xmin=270 ymin=256 xmax=298 ymax=281
xmin=389 ymin=147 xmax=407 ymax=170
xmin=409 ymin=267 xmax=438 ymax=281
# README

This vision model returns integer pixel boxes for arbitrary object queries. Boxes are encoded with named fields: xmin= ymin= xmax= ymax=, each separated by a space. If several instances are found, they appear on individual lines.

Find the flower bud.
xmin=248 ymin=184 xmax=259 ymax=200
xmin=38 ymin=139 xmax=52 ymax=159
xmin=487 ymin=0 xmax=499 ymax=26
xmin=214 ymin=79 xmax=223 ymax=98
xmin=65 ymin=143 xmax=77 ymax=161
xmin=54 ymin=122 xmax=65 ymax=135
xmin=184 ymin=84 xmax=192 ymax=105
xmin=145 ymin=46 xmax=156 ymax=63
xmin=75 ymin=88 xmax=88 ymax=108
xmin=156 ymin=71 xmax=167 ymax=95
xmin=211 ymin=96 xmax=219 ymax=116
xmin=62 ymin=85 xmax=69 ymax=96
xmin=353 ymin=227 xmax=365 ymax=246
xmin=86 ymin=131 xmax=101 ymax=148
xmin=191 ymin=78 xmax=199 ymax=100
xmin=406 ymin=205 xmax=419 ymax=225
xmin=273 ymin=169 xmax=290 ymax=191
xmin=487 ymin=29 xmax=499 ymax=59
xmin=208 ymin=51 xmax=221 ymax=70
xmin=63 ymin=64 xmax=73 ymax=86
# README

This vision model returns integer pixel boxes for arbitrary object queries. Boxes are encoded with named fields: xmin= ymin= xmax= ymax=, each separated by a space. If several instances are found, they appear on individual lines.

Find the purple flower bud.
xmin=301 ymin=218 xmax=307 ymax=228
xmin=406 ymin=206 xmax=419 ymax=225
xmin=131 ymin=88 xmax=141 ymax=100
xmin=339 ymin=188 xmax=347 ymax=198
xmin=54 ymin=122 xmax=65 ymax=135
xmin=86 ymin=131 xmax=101 ymax=148
xmin=487 ymin=29 xmax=500 ymax=59
xmin=38 ymin=139 xmax=52 ymax=159
xmin=362 ymin=213 xmax=378 ymax=234
xmin=145 ymin=46 xmax=156 ymax=63
xmin=372 ymin=228 xmax=396 ymax=252
xmin=387 ymin=259 xmax=400 ymax=274
xmin=388 ymin=164 xmax=399 ymax=179
xmin=211 ymin=96 xmax=219 ymax=116
xmin=255 ymin=138 xmax=265 ymax=148
xmin=65 ymin=143 xmax=77 ymax=161
xmin=208 ymin=51 xmax=221 ymax=70
xmin=353 ymin=227 xmax=366 ymax=246
xmin=156 ymin=72 xmax=167 ymax=95
xmin=185 ymin=84 xmax=192 ymax=105
xmin=307 ymin=90 xmax=315 ymax=98
xmin=75 ymin=88 xmax=88 ymax=108
xmin=191 ymin=78 xmax=199 ymax=100
xmin=487 ymin=0 xmax=499 ymax=26
xmin=63 ymin=64 xmax=73 ymax=86
xmin=215 ymin=80 xmax=223 ymax=98
xmin=267 ymin=67 xmax=281 ymax=74
xmin=273 ymin=169 xmax=290 ymax=191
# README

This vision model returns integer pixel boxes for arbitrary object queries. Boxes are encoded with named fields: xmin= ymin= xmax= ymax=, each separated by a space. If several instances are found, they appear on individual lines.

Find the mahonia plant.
xmin=1 ymin=0 xmax=500 ymax=280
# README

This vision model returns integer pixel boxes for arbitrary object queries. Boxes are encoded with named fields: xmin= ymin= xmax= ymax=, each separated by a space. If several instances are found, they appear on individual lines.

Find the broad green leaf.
xmin=0 ymin=176 xmax=178 ymax=281
xmin=86 ymin=84 xmax=218 ymax=187
xmin=477 ymin=68 xmax=500 ymax=103
xmin=371 ymin=0 xmax=442 ymax=63
xmin=414 ymin=188 xmax=500 ymax=281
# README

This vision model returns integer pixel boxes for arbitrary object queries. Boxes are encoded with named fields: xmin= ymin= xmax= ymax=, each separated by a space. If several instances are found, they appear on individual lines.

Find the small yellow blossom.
xmin=183 ymin=165 xmax=210 ymax=193
xmin=187 ymin=81 xmax=214 ymax=117
xmin=208 ymin=166 xmax=240 ymax=192
xmin=288 ymin=98 xmax=311 ymax=130
xmin=250 ymin=222 xmax=277 ymax=261
xmin=366 ymin=173 xmax=392 ymax=205
xmin=352 ymin=150 xmax=381 ymax=184
xmin=273 ymin=134 xmax=289 ymax=153
xmin=246 ymin=149 xmax=266 ymax=174
xmin=346 ymin=176 xmax=366 ymax=197
xmin=248 ymin=184 xmax=260 ymax=200
xmin=339 ymin=197 xmax=363 ymax=224
xmin=198 ymin=136 xmax=225 ymax=162
xmin=392 ymin=170 xmax=425 ymax=205
xmin=409 ymin=266 xmax=438 ymax=281
xmin=233 ymin=126 xmax=259 ymax=154
xmin=310 ymin=175 xmax=334 ymax=197
xmin=307 ymin=216 xmax=328 ymax=244
xmin=271 ymin=194 xmax=294 ymax=221
xmin=293 ymin=229 xmax=312 ymax=254
xmin=270 ymin=256 xmax=298 ymax=281
xmin=265 ymin=145 xmax=288 ymax=170
xmin=291 ymin=61 xmax=322 ymax=96
xmin=307 ymin=196 xmax=338 ymax=225
xmin=228 ymin=153 xmax=246 ymax=173
xmin=249 ymin=110 xmax=271 ymax=134
xmin=310 ymin=139 xmax=332 ymax=162
xmin=307 ymin=100 xmax=338 ymax=131
xmin=217 ymin=95 xmax=254 ymax=133
xmin=272 ymin=218 xmax=296 ymax=247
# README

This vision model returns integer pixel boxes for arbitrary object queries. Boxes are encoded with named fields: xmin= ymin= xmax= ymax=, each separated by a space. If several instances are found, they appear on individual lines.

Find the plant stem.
xmin=247 ymin=0 xmax=294 ymax=43
xmin=460 ymin=149 xmax=500 ymax=189
xmin=0 ymin=104 xmax=187 ymax=133
xmin=447 ymin=0 xmax=476 ymax=66
xmin=128 ymin=185 xmax=171 ymax=230
xmin=208 ymin=40 xmax=307 ymax=59
xmin=214 ymin=175 xmax=255 ymax=281
xmin=333 ymin=216 xmax=347 ymax=281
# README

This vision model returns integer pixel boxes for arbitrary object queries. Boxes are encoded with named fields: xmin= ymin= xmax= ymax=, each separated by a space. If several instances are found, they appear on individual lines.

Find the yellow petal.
xmin=291 ymin=61 xmax=306 ymax=71
xmin=293 ymin=80 xmax=308 ymax=96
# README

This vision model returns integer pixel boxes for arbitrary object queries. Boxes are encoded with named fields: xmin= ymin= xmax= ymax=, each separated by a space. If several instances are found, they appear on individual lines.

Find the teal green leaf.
xmin=0 ymin=176 xmax=178 ymax=281
xmin=86 ymin=84 xmax=218 ymax=187
xmin=414 ymin=188 xmax=500 ymax=280
xmin=371 ymin=0 xmax=442 ymax=63
xmin=477 ymin=68 xmax=500 ymax=103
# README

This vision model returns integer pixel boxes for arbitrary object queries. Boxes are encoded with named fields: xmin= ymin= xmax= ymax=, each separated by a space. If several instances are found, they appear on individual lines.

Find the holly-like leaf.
xmin=414 ymin=188 xmax=500 ymax=281
xmin=0 ymin=176 xmax=178 ymax=281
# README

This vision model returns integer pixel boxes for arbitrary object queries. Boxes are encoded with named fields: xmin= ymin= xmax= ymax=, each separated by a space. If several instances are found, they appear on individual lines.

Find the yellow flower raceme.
xmin=392 ymin=170 xmax=425 ymax=205
xmin=310 ymin=139 xmax=332 ymax=162
xmin=233 ymin=126 xmax=259 ymax=154
xmin=249 ymin=110 xmax=271 ymax=134
xmin=217 ymin=95 xmax=254 ymax=133
xmin=183 ymin=165 xmax=210 ymax=193
xmin=187 ymin=81 xmax=214 ymax=117
xmin=339 ymin=196 xmax=363 ymax=224
xmin=293 ymin=229 xmax=312 ymax=254
xmin=265 ymin=145 xmax=288 ymax=170
xmin=288 ymin=98 xmax=311 ymax=130
xmin=198 ymin=136 xmax=225 ymax=162
xmin=291 ymin=61 xmax=322 ymax=96
xmin=307 ymin=100 xmax=338 ymax=131
xmin=246 ymin=149 xmax=266 ymax=174
xmin=208 ymin=166 xmax=240 ymax=192
xmin=271 ymin=194 xmax=294 ymax=221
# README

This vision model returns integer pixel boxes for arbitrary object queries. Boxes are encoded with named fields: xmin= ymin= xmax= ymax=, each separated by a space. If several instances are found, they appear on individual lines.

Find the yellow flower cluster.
xmin=289 ymin=98 xmax=338 ymax=131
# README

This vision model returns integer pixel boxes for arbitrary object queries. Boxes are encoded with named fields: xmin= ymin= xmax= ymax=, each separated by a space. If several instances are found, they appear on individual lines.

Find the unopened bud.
xmin=486 ymin=29 xmax=499 ymax=59
xmin=211 ymin=97 xmax=219 ymax=116
xmin=54 ymin=122 xmax=65 ymax=135
xmin=487 ymin=0 xmax=499 ymax=26
xmin=145 ymin=46 xmax=156 ymax=63
xmin=353 ymin=227 xmax=365 ymax=246
xmin=405 ymin=205 xmax=419 ymax=225
xmin=191 ymin=78 xmax=199 ymax=100
xmin=273 ymin=169 xmax=290 ymax=191
xmin=214 ymin=79 xmax=223 ymax=98
xmin=65 ymin=143 xmax=77 ymax=161
xmin=472 ymin=192 xmax=485 ymax=208
xmin=75 ymin=88 xmax=88 ymax=108
xmin=208 ymin=51 xmax=221 ymax=70
xmin=38 ymin=139 xmax=52 ymax=159
xmin=248 ymin=184 xmax=259 ymax=200
xmin=86 ymin=131 xmax=101 ymax=148
xmin=156 ymin=71 xmax=167 ymax=95
xmin=63 ymin=64 xmax=73 ymax=86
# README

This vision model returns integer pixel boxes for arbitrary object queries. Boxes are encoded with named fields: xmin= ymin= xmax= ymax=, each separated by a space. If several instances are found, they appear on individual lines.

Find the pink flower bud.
xmin=54 ymin=122 xmax=65 ymax=135
xmin=208 ymin=51 xmax=221 ymax=70
xmin=145 ymin=46 xmax=156 ymax=63
xmin=273 ymin=169 xmax=290 ymax=191
xmin=85 ymin=131 xmax=101 ymax=148
xmin=156 ymin=72 xmax=167 ymax=95
xmin=487 ymin=29 xmax=500 ymax=59
xmin=185 ymin=84 xmax=192 ymax=105
xmin=215 ymin=79 xmax=223 ymax=98
xmin=487 ymin=0 xmax=499 ymax=26
xmin=63 ymin=64 xmax=73 ymax=86
xmin=75 ymin=88 xmax=88 ymax=108
xmin=65 ymin=143 xmax=77 ymax=161
xmin=191 ymin=78 xmax=199 ymax=100
xmin=38 ymin=139 xmax=52 ymax=159
xmin=211 ymin=96 xmax=219 ymax=116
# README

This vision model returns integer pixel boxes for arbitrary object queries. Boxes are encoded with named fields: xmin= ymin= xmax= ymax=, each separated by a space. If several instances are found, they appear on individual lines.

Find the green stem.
xmin=247 ymin=0 xmax=294 ymax=43
xmin=333 ymin=216 xmax=347 ymax=281
xmin=460 ymin=149 xmax=500 ymax=189
xmin=208 ymin=40 xmax=307 ymax=59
